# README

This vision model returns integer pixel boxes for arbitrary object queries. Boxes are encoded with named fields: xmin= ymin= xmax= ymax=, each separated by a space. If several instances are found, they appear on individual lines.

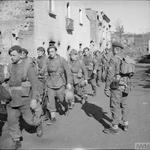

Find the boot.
xmin=36 ymin=122 xmax=43 ymax=137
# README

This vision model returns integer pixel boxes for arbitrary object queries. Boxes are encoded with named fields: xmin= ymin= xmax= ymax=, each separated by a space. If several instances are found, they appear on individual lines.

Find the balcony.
xmin=66 ymin=18 xmax=74 ymax=34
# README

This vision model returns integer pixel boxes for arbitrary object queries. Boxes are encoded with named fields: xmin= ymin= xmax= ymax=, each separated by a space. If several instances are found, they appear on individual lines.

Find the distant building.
xmin=34 ymin=0 xmax=111 ymax=58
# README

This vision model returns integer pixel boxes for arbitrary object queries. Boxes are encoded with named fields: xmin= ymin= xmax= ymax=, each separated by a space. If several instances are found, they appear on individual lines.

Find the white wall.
xmin=34 ymin=0 xmax=90 ymax=59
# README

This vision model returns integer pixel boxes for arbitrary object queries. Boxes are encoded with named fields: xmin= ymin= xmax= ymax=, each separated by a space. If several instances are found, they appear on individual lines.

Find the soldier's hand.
xmin=84 ymin=80 xmax=88 ymax=85
xmin=104 ymin=89 xmax=110 ymax=97
xmin=67 ymin=83 xmax=72 ymax=90
xmin=93 ymin=69 xmax=97 ymax=74
xmin=30 ymin=99 xmax=38 ymax=110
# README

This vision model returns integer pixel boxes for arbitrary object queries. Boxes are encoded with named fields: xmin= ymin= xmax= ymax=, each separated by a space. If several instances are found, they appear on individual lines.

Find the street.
xmin=0 ymin=63 xmax=150 ymax=149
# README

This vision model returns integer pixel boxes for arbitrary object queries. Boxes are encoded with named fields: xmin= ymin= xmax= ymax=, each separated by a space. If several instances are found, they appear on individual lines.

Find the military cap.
xmin=47 ymin=45 xmax=57 ymax=54
xmin=37 ymin=46 xmax=45 ymax=53
xmin=112 ymin=41 xmax=124 ymax=49
xmin=49 ymin=40 xmax=56 ymax=46
xmin=69 ymin=49 xmax=78 ymax=55
xmin=8 ymin=45 xmax=22 ymax=55
xmin=83 ymin=47 xmax=89 ymax=53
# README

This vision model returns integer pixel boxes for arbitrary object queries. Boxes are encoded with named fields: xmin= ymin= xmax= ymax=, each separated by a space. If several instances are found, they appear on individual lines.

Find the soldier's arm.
xmin=93 ymin=58 xmax=98 ymax=71
xmin=62 ymin=58 xmax=72 ymax=84
xmin=81 ymin=61 xmax=88 ymax=80
xmin=27 ymin=65 xmax=40 ymax=100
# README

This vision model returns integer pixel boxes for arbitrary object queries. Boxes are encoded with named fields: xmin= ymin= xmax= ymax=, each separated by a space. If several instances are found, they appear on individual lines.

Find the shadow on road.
xmin=81 ymin=102 xmax=112 ymax=129
xmin=19 ymin=116 xmax=37 ymax=134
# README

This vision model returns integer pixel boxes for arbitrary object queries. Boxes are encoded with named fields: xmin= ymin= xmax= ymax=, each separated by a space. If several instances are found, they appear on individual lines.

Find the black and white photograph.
xmin=0 ymin=0 xmax=150 ymax=149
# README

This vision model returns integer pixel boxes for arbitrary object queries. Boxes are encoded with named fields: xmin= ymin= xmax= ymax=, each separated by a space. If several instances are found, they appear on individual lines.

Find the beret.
xmin=69 ymin=49 xmax=78 ymax=55
xmin=22 ymin=48 xmax=28 ymax=55
xmin=112 ymin=41 xmax=124 ymax=49
xmin=37 ymin=47 xmax=45 ymax=53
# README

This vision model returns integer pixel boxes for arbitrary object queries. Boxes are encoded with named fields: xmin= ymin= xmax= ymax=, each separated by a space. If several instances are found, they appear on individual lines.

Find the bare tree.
xmin=115 ymin=19 xmax=124 ymax=42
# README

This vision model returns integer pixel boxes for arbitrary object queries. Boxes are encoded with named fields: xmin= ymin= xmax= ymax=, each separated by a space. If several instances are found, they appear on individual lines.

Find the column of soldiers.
xmin=0 ymin=40 xmax=134 ymax=149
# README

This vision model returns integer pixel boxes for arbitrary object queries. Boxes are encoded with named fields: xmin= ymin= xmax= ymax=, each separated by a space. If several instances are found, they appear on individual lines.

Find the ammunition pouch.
xmin=10 ymin=81 xmax=31 ymax=97
xmin=110 ymin=80 xmax=120 ymax=90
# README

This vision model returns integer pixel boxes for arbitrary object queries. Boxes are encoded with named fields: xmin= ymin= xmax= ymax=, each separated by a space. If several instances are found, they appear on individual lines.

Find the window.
xmin=67 ymin=2 xmax=70 ymax=18
xmin=79 ymin=9 xmax=83 ymax=26
xmin=66 ymin=2 xmax=74 ymax=34
xmin=49 ymin=0 xmax=56 ymax=18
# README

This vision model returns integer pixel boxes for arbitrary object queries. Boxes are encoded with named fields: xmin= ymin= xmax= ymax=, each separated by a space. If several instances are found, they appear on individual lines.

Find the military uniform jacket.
xmin=45 ymin=55 xmax=72 ymax=89
xmin=69 ymin=59 xmax=88 ymax=85
xmin=95 ymin=55 xmax=102 ymax=71
xmin=37 ymin=54 xmax=47 ymax=76
xmin=7 ymin=60 xmax=39 ymax=107
xmin=0 ymin=64 xmax=11 ymax=102
xmin=105 ymin=55 xmax=122 ymax=90
xmin=82 ymin=54 xmax=98 ymax=78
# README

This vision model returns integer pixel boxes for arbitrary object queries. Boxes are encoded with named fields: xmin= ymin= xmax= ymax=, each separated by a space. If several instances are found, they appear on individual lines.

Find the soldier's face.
xmin=21 ymin=51 xmax=27 ymax=59
xmin=37 ymin=50 xmax=44 ymax=57
xmin=113 ymin=47 xmax=121 ymax=55
xmin=84 ymin=49 xmax=89 ymax=55
xmin=48 ymin=48 xmax=56 ymax=58
xmin=70 ymin=53 xmax=78 ymax=61
xmin=10 ymin=50 xmax=21 ymax=63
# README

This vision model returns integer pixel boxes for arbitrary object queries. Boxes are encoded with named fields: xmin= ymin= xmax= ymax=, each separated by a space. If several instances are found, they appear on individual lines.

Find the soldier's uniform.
xmin=6 ymin=56 xmax=42 ymax=145
xmin=94 ymin=51 xmax=103 ymax=86
xmin=69 ymin=49 xmax=88 ymax=104
xmin=0 ymin=63 xmax=11 ymax=136
xmin=45 ymin=54 xmax=72 ymax=119
xmin=104 ymin=42 xmax=130 ymax=134
xmin=36 ymin=53 xmax=47 ymax=95
xmin=82 ymin=50 xmax=97 ymax=96
xmin=101 ymin=49 xmax=112 ymax=82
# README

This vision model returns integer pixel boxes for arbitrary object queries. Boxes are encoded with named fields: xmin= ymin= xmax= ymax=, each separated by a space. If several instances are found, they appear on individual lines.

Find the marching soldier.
xmin=78 ymin=50 xmax=83 ymax=60
xmin=0 ymin=50 xmax=11 ymax=136
xmin=6 ymin=45 xmax=43 ymax=149
xmin=104 ymin=42 xmax=129 ymax=134
xmin=36 ymin=47 xmax=48 ymax=120
xmin=44 ymin=45 xmax=72 ymax=124
xmin=94 ymin=50 xmax=103 ymax=87
xmin=101 ymin=48 xmax=112 ymax=82
xmin=36 ymin=47 xmax=48 ymax=96
xmin=69 ymin=49 xmax=88 ymax=105
xmin=82 ymin=47 xmax=97 ymax=96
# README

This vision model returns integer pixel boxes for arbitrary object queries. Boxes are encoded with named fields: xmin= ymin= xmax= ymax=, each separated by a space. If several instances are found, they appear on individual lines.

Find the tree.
xmin=115 ymin=19 xmax=124 ymax=42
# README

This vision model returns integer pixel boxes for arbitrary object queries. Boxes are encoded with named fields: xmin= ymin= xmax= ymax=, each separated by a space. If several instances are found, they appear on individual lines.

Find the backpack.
xmin=120 ymin=56 xmax=135 ymax=76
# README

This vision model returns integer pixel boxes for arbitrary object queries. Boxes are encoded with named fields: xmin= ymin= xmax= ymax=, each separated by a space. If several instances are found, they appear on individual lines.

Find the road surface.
xmin=0 ymin=63 xmax=150 ymax=149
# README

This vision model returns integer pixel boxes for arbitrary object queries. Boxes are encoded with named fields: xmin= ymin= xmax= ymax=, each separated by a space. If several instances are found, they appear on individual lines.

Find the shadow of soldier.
xmin=0 ymin=121 xmax=5 ymax=136
xmin=81 ymin=102 xmax=112 ymax=129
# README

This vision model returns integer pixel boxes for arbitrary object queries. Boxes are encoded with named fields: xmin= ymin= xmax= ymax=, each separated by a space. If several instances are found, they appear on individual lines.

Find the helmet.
xmin=65 ymin=89 xmax=74 ymax=102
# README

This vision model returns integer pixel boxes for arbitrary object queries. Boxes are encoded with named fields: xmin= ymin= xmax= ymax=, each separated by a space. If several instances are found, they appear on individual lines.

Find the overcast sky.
xmin=82 ymin=0 xmax=150 ymax=34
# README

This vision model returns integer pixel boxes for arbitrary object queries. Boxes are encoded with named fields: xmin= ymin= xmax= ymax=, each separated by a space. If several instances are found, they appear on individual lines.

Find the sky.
xmin=82 ymin=0 xmax=150 ymax=34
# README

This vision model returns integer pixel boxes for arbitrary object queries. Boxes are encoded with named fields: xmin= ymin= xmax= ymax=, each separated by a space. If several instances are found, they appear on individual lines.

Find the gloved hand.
xmin=84 ymin=80 xmax=88 ymax=85
xmin=104 ymin=89 xmax=110 ymax=97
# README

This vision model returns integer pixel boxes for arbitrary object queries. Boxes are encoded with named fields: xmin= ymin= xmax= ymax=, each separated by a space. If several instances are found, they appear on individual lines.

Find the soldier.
xmin=69 ymin=49 xmax=88 ymax=105
xmin=36 ymin=47 xmax=48 ymax=120
xmin=101 ymin=48 xmax=112 ymax=82
xmin=82 ymin=47 xmax=97 ymax=96
xmin=6 ymin=45 xmax=43 ymax=149
xmin=0 ymin=50 xmax=11 ymax=136
xmin=89 ymin=40 xmax=96 ymax=55
xmin=36 ymin=47 xmax=47 ymax=94
xmin=45 ymin=45 xmax=72 ymax=124
xmin=21 ymin=48 xmax=29 ymax=59
xmin=104 ymin=42 xmax=129 ymax=134
xmin=78 ymin=50 xmax=83 ymax=60
xmin=94 ymin=50 xmax=103 ymax=87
